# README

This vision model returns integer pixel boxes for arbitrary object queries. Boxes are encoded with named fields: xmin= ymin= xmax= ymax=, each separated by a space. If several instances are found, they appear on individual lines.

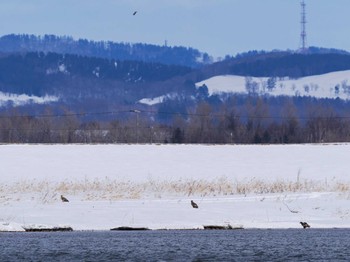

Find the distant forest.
xmin=2 ymin=95 xmax=350 ymax=144
xmin=202 ymin=51 xmax=350 ymax=79
xmin=0 ymin=34 xmax=212 ymax=68
xmin=0 ymin=51 xmax=192 ymax=98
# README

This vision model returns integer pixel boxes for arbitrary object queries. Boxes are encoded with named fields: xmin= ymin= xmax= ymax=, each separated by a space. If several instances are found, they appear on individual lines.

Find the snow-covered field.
xmin=0 ymin=144 xmax=349 ymax=231
xmin=195 ymin=70 xmax=350 ymax=99
xmin=0 ymin=91 xmax=58 ymax=107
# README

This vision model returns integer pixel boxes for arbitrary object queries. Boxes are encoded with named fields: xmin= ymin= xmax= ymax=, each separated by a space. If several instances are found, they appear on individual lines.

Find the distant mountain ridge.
xmin=0 ymin=34 xmax=212 ymax=68
xmin=1 ymin=48 xmax=350 ymax=109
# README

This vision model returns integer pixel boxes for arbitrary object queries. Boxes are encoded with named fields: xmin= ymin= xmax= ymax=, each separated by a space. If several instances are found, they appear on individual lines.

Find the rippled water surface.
xmin=1 ymin=229 xmax=350 ymax=261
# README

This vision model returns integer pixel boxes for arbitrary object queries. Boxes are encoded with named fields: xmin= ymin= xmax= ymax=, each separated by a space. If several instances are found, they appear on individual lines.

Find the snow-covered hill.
xmin=196 ymin=70 xmax=350 ymax=100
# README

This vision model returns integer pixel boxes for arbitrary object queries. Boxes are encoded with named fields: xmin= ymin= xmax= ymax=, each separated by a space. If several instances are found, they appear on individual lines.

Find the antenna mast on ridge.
xmin=300 ymin=0 xmax=308 ymax=52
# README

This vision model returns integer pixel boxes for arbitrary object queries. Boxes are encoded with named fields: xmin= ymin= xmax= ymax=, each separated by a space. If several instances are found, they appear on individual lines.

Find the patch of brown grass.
xmin=1 ymin=176 xmax=349 ymax=202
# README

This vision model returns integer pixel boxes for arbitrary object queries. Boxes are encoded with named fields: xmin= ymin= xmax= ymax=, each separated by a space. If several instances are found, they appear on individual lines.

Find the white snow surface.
xmin=138 ymin=93 xmax=179 ymax=106
xmin=196 ymin=70 xmax=350 ymax=99
xmin=0 ymin=91 xmax=59 ymax=107
xmin=0 ymin=144 xmax=349 ymax=231
xmin=138 ymin=96 xmax=166 ymax=106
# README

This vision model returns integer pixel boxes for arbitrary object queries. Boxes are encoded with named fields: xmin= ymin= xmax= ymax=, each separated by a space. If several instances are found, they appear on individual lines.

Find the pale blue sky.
xmin=0 ymin=0 xmax=349 ymax=57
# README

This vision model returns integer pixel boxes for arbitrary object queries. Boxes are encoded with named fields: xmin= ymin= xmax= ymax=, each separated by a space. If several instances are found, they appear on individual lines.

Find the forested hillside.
xmin=0 ymin=34 xmax=211 ymax=68
xmin=0 ymin=52 xmax=192 ymax=97
xmin=199 ymin=51 xmax=350 ymax=79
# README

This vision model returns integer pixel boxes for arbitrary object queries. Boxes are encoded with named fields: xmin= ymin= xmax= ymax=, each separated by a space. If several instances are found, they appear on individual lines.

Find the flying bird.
xmin=133 ymin=11 xmax=137 ymax=16
xmin=191 ymin=200 xmax=198 ymax=209
xmin=300 ymin=222 xmax=310 ymax=229
xmin=61 ymin=195 xmax=69 ymax=202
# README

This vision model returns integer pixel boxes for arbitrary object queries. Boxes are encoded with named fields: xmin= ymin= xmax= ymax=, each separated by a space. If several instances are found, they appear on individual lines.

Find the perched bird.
xmin=191 ymin=200 xmax=198 ymax=209
xmin=300 ymin=222 xmax=310 ymax=229
xmin=61 ymin=195 xmax=69 ymax=202
xmin=133 ymin=11 xmax=137 ymax=16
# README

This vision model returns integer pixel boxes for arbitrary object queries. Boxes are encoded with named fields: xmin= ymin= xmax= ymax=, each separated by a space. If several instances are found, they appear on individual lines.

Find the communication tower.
xmin=300 ymin=0 xmax=308 ymax=52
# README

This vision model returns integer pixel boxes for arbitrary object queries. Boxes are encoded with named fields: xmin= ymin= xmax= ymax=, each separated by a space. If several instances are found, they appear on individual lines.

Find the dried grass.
xmin=0 ymin=176 xmax=349 ymax=202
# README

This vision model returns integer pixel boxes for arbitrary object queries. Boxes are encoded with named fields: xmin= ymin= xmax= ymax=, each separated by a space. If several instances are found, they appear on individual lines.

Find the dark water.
xmin=1 ymin=229 xmax=350 ymax=261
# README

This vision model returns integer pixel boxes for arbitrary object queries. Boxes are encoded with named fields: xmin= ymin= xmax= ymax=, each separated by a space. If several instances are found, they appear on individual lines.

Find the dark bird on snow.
xmin=300 ymin=222 xmax=310 ymax=229
xmin=61 ymin=195 xmax=69 ymax=202
xmin=133 ymin=11 xmax=137 ymax=16
xmin=191 ymin=200 xmax=198 ymax=209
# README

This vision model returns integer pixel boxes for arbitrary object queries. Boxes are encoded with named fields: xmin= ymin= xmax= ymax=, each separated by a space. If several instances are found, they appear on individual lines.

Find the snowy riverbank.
xmin=1 ymin=144 xmax=349 ymax=231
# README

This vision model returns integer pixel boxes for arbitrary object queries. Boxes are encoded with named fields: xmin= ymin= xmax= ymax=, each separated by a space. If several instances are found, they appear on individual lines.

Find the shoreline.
xmin=3 ymin=227 xmax=350 ymax=233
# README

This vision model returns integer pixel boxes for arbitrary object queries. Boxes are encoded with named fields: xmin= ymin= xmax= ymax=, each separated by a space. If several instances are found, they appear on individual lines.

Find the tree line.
xmin=1 ymin=97 xmax=350 ymax=144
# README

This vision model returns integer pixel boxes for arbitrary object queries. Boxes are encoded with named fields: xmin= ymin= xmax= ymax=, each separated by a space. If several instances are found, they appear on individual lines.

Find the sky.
xmin=0 ymin=0 xmax=349 ymax=58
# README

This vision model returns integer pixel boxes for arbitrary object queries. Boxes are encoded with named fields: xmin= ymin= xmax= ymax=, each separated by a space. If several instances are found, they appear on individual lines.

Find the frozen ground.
xmin=0 ymin=144 xmax=349 ymax=231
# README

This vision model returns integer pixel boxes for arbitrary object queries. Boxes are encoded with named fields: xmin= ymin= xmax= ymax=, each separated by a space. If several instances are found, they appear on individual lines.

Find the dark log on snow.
xmin=203 ymin=225 xmax=243 ymax=230
xmin=110 ymin=226 xmax=150 ymax=231
xmin=23 ymin=226 xmax=73 ymax=232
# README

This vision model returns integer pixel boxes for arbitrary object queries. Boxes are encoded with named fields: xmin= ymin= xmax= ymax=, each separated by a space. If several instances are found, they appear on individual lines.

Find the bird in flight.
xmin=133 ymin=11 xmax=137 ymax=16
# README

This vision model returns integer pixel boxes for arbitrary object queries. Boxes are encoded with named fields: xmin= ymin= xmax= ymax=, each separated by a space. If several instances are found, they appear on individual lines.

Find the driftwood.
xmin=283 ymin=201 xmax=300 ymax=213
xmin=23 ymin=226 xmax=73 ymax=232
xmin=110 ymin=226 xmax=150 ymax=231
xmin=203 ymin=225 xmax=243 ymax=230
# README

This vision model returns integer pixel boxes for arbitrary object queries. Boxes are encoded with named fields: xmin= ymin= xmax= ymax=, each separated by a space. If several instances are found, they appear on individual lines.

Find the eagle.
xmin=191 ymin=200 xmax=198 ymax=209
xmin=133 ymin=11 xmax=137 ymax=16
xmin=61 ymin=195 xmax=69 ymax=202
xmin=300 ymin=222 xmax=310 ymax=229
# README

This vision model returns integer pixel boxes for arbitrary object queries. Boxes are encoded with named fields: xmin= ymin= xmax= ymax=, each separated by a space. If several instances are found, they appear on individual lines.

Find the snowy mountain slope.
xmin=196 ymin=70 xmax=350 ymax=100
